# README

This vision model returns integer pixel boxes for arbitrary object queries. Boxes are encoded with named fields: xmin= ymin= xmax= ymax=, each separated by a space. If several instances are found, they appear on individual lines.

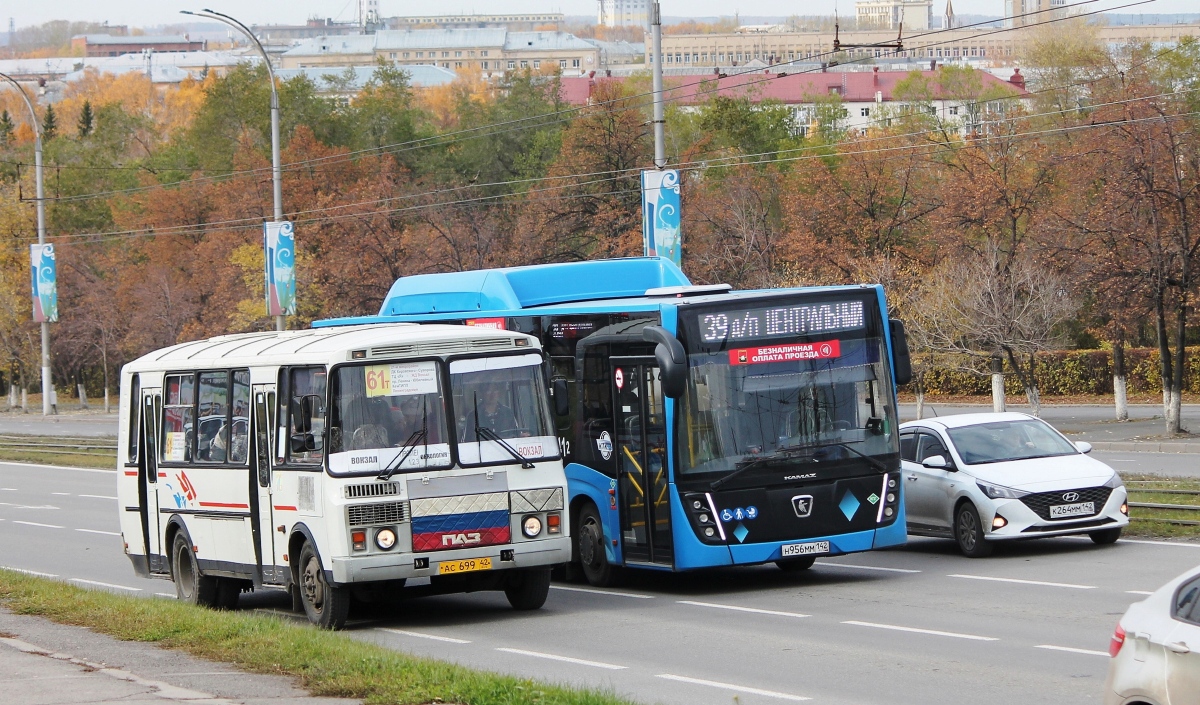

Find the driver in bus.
xmin=392 ymin=393 xmax=436 ymax=444
xmin=474 ymin=382 xmax=520 ymax=434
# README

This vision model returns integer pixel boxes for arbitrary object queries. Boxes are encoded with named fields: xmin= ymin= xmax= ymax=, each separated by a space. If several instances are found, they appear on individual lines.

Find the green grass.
xmin=0 ymin=571 xmax=634 ymax=705
xmin=0 ymin=434 xmax=116 ymax=469
xmin=1123 ymin=473 xmax=1200 ymax=540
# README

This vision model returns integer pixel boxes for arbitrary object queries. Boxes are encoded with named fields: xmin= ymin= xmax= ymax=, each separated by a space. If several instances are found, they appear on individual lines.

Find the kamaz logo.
xmin=441 ymin=532 xmax=482 ymax=546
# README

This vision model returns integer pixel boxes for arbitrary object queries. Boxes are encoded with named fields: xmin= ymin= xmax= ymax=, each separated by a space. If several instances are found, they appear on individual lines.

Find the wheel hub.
xmin=302 ymin=557 xmax=324 ymax=609
xmin=579 ymin=522 xmax=598 ymax=566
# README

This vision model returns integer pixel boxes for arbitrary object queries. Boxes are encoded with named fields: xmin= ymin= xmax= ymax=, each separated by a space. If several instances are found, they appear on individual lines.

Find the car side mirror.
xmin=551 ymin=377 xmax=570 ymax=417
xmin=642 ymin=325 xmax=687 ymax=399
xmin=922 ymin=455 xmax=952 ymax=470
xmin=1074 ymin=441 xmax=1093 ymax=454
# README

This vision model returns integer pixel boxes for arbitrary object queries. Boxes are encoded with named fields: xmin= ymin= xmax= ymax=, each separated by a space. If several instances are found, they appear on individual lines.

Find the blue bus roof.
xmin=313 ymin=257 xmax=885 ymax=327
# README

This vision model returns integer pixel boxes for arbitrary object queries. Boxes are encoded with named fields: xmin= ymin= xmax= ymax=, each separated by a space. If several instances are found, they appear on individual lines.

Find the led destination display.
xmin=699 ymin=300 xmax=866 ymax=343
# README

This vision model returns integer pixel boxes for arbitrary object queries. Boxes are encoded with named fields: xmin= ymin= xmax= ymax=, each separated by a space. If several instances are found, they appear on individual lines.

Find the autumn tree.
xmin=76 ymin=100 xmax=93 ymax=137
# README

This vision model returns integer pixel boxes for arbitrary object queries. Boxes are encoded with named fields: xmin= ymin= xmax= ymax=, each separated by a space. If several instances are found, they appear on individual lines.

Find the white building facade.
xmin=598 ymin=0 xmax=650 ymax=29
xmin=854 ymin=0 xmax=934 ymax=30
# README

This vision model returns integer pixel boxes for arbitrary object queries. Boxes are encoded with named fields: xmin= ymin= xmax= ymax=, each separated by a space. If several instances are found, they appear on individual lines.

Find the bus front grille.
xmin=345 ymin=481 xmax=401 ymax=499
xmin=347 ymin=501 xmax=408 ymax=527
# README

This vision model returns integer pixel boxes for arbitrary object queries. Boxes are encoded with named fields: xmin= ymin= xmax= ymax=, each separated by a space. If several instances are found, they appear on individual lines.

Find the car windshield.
xmin=450 ymin=353 xmax=557 ymax=465
xmin=327 ymin=360 xmax=452 ymax=475
xmin=946 ymin=419 xmax=1078 ymax=465
xmin=677 ymin=295 xmax=899 ymax=481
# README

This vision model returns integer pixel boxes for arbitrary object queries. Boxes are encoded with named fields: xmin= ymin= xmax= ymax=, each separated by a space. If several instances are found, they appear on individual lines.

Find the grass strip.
xmin=0 ymin=448 xmax=115 ymax=469
xmin=1124 ymin=473 xmax=1200 ymax=539
xmin=0 ymin=570 xmax=634 ymax=705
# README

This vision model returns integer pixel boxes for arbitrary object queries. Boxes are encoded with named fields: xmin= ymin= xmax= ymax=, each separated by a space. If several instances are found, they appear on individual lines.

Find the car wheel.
xmin=576 ymin=502 xmax=615 ymax=587
xmin=954 ymin=502 xmax=994 ymax=558
xmin=1089 ymin=527 xmax=1122 ymax=545
xmin=297 ymin=542 xmax=350 ymax=629
xmin=172 ymin=533 xmax=218 ymax=607
xmin=504 ymin=567 xmax=552 ymax=610
xmin=776 ymin=556 xmax=817 ymax=572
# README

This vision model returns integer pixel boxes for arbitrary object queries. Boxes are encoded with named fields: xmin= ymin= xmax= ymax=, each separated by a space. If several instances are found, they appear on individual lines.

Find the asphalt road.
xmin=2 ymin=461 xmax=1198 ymax=705
xmin=0 ymin=412 xmax=118 ymax=438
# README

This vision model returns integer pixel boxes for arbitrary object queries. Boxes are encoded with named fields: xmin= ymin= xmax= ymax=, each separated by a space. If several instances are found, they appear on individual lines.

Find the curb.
xmin=1090 ymin=441 xmax=1200 ymax=454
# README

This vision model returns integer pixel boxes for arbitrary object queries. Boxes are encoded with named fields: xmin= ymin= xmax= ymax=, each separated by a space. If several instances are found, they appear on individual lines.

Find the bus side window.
xmin=127 ymin=374 xmax=140 ymax=464
xmin=162 ymin=373 xmax=195 ymax=463
xmin=287 ymin=367 xmax=327 ymax=465
xmin=575 ymin=345 xmax=615 ymax=476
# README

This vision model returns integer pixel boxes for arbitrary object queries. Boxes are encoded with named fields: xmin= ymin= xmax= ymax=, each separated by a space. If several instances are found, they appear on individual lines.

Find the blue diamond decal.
xmin=733 ymin=522 xmax=749 ymax=543
xmin=839 ymin=491 xmax=861 ymax=520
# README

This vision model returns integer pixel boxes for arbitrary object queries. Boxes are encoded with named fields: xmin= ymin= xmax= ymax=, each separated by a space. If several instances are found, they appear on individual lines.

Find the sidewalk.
xmin=0 ymin=608 xmax=359 ymax=705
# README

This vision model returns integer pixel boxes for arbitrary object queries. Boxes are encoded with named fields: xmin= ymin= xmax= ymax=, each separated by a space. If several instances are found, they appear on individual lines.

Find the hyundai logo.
xmin=791 ymin=495 xmax=814 ymax=518
xmin=1062 ymin=491 xmax=1081 ymax=502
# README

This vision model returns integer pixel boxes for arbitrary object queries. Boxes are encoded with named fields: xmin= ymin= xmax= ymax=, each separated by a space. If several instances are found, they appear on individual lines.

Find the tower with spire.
xmin=943 ymin=0 xmax=956 ymax=28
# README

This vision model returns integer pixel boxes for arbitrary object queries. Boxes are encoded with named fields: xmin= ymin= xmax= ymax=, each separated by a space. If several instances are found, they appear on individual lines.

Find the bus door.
xmin=141 ymin=391 xmax=167 ymax=574
xmin=611 ymin=356 xmax=672 ymax=565
xmin=251 ymin=386 xmax=281 ymax=584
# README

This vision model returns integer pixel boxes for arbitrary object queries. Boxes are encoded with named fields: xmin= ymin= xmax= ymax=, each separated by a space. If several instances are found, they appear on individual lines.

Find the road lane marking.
xmin=678 ymin=600 xmax=809 ymax=619
xmin=549 ymin=584 xmax=655 ymax=599
xmin=815 ymin=561 xmax=921 ymax=573
xmin=69 ymin=579 xmax=141 ymax=592
xmin=0 ymin=461 xmax=114 ymax=474
xmin=656 ymin=674 xmax=810 ymax=701
xmin=495 ymin=647 xmax=627 ymax=670
xmin=76 ymin=528 xmax=121 ymax=536
xmin=12 ymin=520 xmax=63 ymax=529
xmin=948 ymin=574 xmax=1095 ymax=590
xmin=379 ymin=628 xmax=471 ymax=644
xmin=1127 ymin=590 xmax=1154 ymax=596
xmin=155 ymin=593 xmax=177 ymax=599
xmin=843 ymin=620 xmax=998 ymax=641
xmin=1035 ymin=644 xmax=1109 ymax=657
xmin=0 ymin=488 xmax=16 ymax=491
xmin=50 ymin=492 xmax=69 ymax=495
xmin=78 ymin=494 xmax=118 ymax=500
xmin=1116 ymin=539 xmax=1200 ymax=548
xmin=0 ymin=566 xmax=57 ymax=578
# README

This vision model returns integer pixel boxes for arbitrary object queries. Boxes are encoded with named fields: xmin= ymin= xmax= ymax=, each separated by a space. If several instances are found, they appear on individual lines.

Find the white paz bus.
xmin=117 ymin=324 xmax=571 ymax=629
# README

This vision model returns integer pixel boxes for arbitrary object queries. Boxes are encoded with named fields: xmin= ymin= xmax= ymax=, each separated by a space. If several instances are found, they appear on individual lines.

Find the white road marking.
xmin=1035 ymin=644 xmax=1109 ymax=657
xmin=948 ymin=574 xmax=1096 ymax=590
xmin=0 ymin=503 xmax=59 ymax=510
xmin=0 ymin=461 xmax=114 ymax=474
xmin=379 ymin=628 xmax=471 ymax=644
xmin=75 ymin=528 xmax=121 ymax=537
xmin=815 ymin=561 xmax=922 ymax=573
xmin=78 ymin=494 xmax=118 ymax=500
xmin=50 ymin=492 xmax=69 ymax=496
xmin=0 ymin=488 xmax=16 ymax=491
xmin=843 ymin=620 xmax=998 ymax=641
xmin=1127 ymin=590 xmax=1155 ymax=596
xmin=549 ymin=584 xmax=655 ymax=599
xmin=656 ymin=674 xmax=810 ymax=701
xmin=678 ymin=600 xmax=810 ymax=619
xmin=1117 ymin=539 xmax=1200 ymax=548
xmin=495 ymin=647 xmax=627 ymax=670
xmin=69 ymin=579 xmax=141 ymax=592
xmin=155 ymin=593 xmax=177 ymax=599
xmin=12 ymin=520 xmax=63 ymax=529
xmin=0 ymin=566 xmax=57 ymax=578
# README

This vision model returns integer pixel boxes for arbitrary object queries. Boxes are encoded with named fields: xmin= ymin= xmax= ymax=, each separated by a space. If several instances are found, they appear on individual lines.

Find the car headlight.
xmin=522 ymin=514 xmax=543 ymax=538
xmin=976 ymin=481 xmax=1030 ymax=500
xmin=375 ymin=528 xmax=397 ymax=551
xmin=1104 ymin=473 xmax=1124 ymax=489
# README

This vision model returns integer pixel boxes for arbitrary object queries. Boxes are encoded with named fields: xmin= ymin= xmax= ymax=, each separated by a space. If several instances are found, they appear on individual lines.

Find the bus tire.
xmin=172 ymin=533 xmax=218 ymax=607
xmin=775 ymin=556 xmax=817 ymax=572
xmin=298 ymin=542 xmax=349 ymax=630
xmin=505 ymin=567 xmax=551 ymax=610
xmin=576 ymin=502 xmax=615 ymax=587
xmin=215 ymin=579 xmax=241 ymax=610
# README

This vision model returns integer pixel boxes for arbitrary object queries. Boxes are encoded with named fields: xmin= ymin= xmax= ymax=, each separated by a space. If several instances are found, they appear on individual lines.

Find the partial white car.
xmin=1106 ymin=564 xmax=1200 ymax=705
xmin=900 ymin=412 xmax=1129 ymax=557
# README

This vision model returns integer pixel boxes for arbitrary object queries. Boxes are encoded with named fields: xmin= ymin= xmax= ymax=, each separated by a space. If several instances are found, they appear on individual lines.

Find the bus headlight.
xmin=375 ymin=528 xmax=397 ymax=551
xmin=522 ymin=514 xmax=543 ymax=538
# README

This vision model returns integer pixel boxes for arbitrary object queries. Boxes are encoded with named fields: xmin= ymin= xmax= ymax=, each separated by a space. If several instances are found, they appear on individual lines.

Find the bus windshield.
xmin=678 ymin=296 xmax=899 ymax=481
xmin=450 ymin=353 xmax=557 ymax=466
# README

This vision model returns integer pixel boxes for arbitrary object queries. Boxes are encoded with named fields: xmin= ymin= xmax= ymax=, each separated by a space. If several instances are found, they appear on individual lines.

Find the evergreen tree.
xmin=41 ymin=104 xmax=57 ymax=140
xmin=0 ymin=110 xmax=13 ymax=145
xmin=77 ymin=100 xmax=94 ymax=137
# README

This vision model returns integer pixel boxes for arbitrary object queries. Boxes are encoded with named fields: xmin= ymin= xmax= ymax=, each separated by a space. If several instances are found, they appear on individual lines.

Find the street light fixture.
xmin=181 ymin=9 xmax=286 ymax=331
xmin=0 ymin=71 xmax=54 ymax=415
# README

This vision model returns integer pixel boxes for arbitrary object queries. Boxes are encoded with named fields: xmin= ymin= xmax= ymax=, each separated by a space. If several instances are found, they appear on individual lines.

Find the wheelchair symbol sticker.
xmin=721 ymin=508 xmax=734 ymax=522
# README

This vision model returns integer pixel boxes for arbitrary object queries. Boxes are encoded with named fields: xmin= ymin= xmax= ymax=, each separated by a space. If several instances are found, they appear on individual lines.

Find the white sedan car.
xmin=1106 ymin=564 xmax=1200 ymax=705
xmin=900 ymin=412 xmax=1129 ymax=557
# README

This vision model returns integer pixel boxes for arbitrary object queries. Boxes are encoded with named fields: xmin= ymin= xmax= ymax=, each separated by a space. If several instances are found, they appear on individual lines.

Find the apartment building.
xmin=598 ymin=0 xmax=651 ymax=29
xmin=855 ymin=0 xmax=935 ymax=30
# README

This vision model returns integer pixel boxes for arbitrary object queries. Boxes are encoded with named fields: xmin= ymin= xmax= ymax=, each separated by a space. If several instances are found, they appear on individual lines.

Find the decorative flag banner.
xmin=264 ymin=221 xmax=297 ymax=316
xmin=641 ymin=169 xmax=681 ymax=266
xmin=30 ymin=243 xmax=57 ymax=323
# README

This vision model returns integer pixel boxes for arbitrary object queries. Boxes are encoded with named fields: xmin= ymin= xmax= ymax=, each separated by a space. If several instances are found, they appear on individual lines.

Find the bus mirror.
xmin=890 ymin=319 xmax=914 ymax=386
xmin=290 ymin=432 xmax=317 ymax=454
xmin=291 ymin=394 xmax=322 ymax=434
xmin=551 ymin=377 xmax=570 ymax=417
xmin=642 ymin=326 xmax=687 ymax=399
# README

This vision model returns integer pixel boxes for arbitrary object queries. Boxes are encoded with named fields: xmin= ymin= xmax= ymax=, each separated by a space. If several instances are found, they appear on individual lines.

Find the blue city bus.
xmin=316 ymin=257 xmax=913 ymax=585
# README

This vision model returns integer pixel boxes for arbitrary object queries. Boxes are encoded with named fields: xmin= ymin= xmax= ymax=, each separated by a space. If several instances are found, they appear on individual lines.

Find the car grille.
xmin=1020 ymin=486 xmax=1113 ymax=521
xmin=347 ymin=501 xmax=408 ymax=527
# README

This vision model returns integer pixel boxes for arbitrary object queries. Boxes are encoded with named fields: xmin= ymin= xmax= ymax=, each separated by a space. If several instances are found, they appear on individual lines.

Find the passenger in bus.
xmin=392 ymin=393 xmax=436 ymax=444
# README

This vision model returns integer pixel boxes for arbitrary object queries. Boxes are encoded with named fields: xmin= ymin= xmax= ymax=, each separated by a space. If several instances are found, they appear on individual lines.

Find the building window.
xmin=469 ymin=50 xmax=475 ymax=57
xmin=508 ymin=60 xmax=516 ymax=69
xmin=402 ymin=52 xmax=410 ymax=58
xmin=572 ymin=58 xmax=580 ymax=67
xmin=455 ymin=61 xmax=463 ymax=68
xmin=533 ymin=60 xmax=540 ymax=69
xmin=455 ymin=51 xmax=462 ymax=57
xmin=443 ymin=51 xmax=450 ymax=58
xmin=560 ymin=59 xmax=567 ymax=68
xmin=482 ymin=61 xmax=489 ymax=69
xmin=442 ymin=62 xmax=449 ymax=68
xmin=416 ymin=51 xmax=424 ymax=58
xmin=389 ymin=52 xmax=396 ymax=58
xmin=861 ymin=107 xmax=870 ymax=117
xmin=950 ymin=106 xmax=959 ymax=115
xmin=482 ymin=50 xmax=488 ymax=57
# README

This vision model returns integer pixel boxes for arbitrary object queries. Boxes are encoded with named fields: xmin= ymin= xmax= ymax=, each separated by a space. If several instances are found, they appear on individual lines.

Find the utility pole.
xmin=0 ymin=72 xmax=53 ymax=415
xmin=182 ymin=8 xmax=286 ymax=331
xmin=650 ymin=1 xmax=666 ymax=168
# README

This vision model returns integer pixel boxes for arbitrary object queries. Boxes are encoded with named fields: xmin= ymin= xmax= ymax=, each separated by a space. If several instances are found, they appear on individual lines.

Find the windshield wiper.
xmin=378 ymin=399 xmax=428 ymax=481
xmin=814 ymin=441 xmax=891 ymax=474
xmin=710 ymin=447 xmax=814 ymax=491
xmin=474 ymin=393 xmax=534 ymax=469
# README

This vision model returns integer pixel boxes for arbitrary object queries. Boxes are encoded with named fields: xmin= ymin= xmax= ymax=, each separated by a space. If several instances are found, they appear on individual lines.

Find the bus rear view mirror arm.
xmin=642 ymin=326 xmax=687 ymax=399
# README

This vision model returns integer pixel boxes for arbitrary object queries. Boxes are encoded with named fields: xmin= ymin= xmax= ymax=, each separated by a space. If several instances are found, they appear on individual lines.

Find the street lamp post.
xmin=0 ymin=71 xmax=53 ymax=415
xmin=182 ymin=9 xmax=285 ymax=331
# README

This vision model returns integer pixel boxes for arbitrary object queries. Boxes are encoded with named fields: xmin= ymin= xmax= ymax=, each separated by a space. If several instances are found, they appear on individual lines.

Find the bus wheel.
xmin=577 ymin=503 xmax=615 ymax=587
xmin=775 ymin=556 xmax=817 ymax=572
xmin=298 ymin=542 xmax=349 ymax=629
xmin=504 ymin=567 xmax=552 ymax=610
xmin=172 ymin=533 xmax=218 ymax=607
xmin=215 ymin=579 xmax=242 ymax=610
